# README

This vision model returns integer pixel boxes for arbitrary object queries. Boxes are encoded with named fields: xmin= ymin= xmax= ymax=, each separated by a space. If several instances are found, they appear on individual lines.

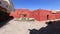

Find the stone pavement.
xmin=0 ymin=19 xmax=47 ymax=34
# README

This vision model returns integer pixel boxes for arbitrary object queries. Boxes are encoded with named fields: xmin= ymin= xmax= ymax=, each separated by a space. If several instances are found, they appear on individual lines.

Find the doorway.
xmin=47 ymin=15 xmax=49 ymax=20
xmin=21 ymin=14 xmax=27 ymax=20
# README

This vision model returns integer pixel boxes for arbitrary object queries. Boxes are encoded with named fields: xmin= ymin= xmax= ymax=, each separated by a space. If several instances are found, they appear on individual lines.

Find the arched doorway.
xmin=47 ymin=15 xmax=49 ymax=20
xmin=21 ymin=14 xmax=28 ymax=20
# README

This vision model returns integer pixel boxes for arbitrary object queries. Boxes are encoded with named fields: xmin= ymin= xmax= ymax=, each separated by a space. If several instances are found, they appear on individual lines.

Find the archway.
xmin=21 ymin=14 xmax=27 ymax=20
xmin=47 ymin=15 xmax=49 ymax=20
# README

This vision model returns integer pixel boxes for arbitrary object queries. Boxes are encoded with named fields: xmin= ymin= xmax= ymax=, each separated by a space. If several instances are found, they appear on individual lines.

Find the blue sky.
xmin=12 ymin=0 xmax=60 ymax=10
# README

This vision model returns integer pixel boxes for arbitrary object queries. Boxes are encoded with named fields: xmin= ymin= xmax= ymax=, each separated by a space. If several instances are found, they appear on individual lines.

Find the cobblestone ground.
xmin=0 ymin=19 xmax=47 ymax=34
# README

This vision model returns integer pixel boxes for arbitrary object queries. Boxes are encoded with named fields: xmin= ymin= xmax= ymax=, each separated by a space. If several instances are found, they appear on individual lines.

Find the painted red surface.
xmin=56 ymin=11 xmax=60 ymax=19
xmin=32 ymin=9 xmax=52 ymax=21
xmin=10 ymin=9 xmax=60 ymax=21
xmin=10 ymin=9 xmax=32 ymax=18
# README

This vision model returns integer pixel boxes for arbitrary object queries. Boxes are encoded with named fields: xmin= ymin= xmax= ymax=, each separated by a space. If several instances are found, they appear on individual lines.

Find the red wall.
xmin=56 ymin=12 xmax=60 ymax=19
xmin=32 ymin=10 xmax=40 ymax=21
xmin=10 ymin=9 xmax=32 ymax=18
xmin=49 ymin=13 xmax=57 ymax=20
xmin=32 ymin=9 xmax=52 ymax=21
xmin=39 ymin=9 xmax=51 ymax=21
xmin=10 ymin=9 xmax=60 ymax=21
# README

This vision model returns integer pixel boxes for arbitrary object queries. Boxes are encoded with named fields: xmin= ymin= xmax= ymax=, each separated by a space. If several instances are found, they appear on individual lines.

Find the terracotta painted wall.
xmin=10 ymin=9 xmax=32 ymax=18
xmin=32 ymin=10 xmax=40 ymax=21
xmin=49 ymin=13 xmax=57 ymax=20
xmin=39 ymin=10 xmax=51 ymax=21
xmin=56 ymin=12 xmax=60 ymax=19
xmin=32 ymin=9 xmax=52 ymax=21
xmin=10 ymin=9 xmax=60 ymax=21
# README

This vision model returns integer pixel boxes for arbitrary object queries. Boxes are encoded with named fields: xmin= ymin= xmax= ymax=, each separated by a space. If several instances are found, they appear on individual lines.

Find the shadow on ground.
xmin=0 ymin=11 xmax=13 ymax=28
xmin=29 ymin=20 xmax=60 ymax=34
xmin=0 ymin=16 xmax=13 ymax=28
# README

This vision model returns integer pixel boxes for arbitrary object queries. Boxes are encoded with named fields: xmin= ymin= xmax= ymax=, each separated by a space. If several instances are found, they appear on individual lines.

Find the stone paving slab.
xmin=0 ymin=19 xmax=47 ymax=34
